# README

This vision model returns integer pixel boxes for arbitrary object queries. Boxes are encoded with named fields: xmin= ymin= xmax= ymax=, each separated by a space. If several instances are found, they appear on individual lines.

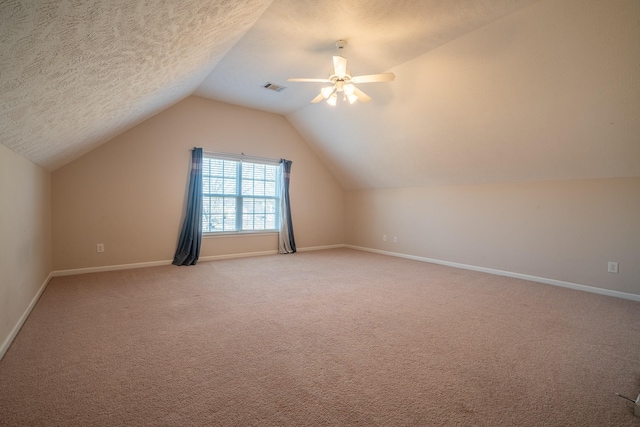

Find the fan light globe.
xmin=343 ymin=84 xmax=355 ymax=96
xmin=327 ymin=93 xmax=338 ymax=106
xmin=321 ymin=86 xmax=334 ymax=99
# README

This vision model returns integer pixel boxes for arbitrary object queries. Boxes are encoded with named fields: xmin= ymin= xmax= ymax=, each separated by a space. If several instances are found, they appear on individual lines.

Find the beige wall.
xmin=346 ymin=178 xmax=640 ymax=295
xmin=52 ymin=96 xmax=345 ymax=270
xmin=0 ymin=143 xmax=52 ymax=353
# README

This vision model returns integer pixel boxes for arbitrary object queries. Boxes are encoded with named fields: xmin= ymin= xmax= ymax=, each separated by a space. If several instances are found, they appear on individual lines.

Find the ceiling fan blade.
xmin=311 ymin=93 xmax=325 ymax=103
xmin=351 ymin=73 xmax=395 ymax=83
xmin=333 ymin=55 xmax=347 ymax=77
xmin=288 ymin=78 xmax=331 ymax=83
xmin=353 ymin=86 xmax=371 ymax=103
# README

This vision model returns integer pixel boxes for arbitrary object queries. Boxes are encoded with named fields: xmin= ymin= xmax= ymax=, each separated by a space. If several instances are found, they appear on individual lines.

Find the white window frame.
xmin=202 ymin=152 xmax=281 ymax=235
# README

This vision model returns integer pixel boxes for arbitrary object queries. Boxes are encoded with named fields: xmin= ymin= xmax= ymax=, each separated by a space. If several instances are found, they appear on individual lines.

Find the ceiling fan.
xmin=287 ymin=40 xmax=395 ymax=106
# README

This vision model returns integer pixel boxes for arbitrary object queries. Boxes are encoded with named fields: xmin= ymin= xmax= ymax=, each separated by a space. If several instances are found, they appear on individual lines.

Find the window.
xmin=202 ymin=155 xmax=280 ymax=233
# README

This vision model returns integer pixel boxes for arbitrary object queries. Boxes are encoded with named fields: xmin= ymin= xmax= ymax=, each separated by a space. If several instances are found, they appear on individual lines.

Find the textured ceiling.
xmin=2 ymin=0 xmax=639 ymax=189
xmin=194 ymin=0 xmax=541 ymax=115
xmin=0 ymin=0 xmax=272 ymax=170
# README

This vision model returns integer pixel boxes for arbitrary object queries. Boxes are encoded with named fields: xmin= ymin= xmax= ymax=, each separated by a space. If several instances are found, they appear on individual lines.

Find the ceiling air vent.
xmin=263 ymin=82 xmax=286 ymax=92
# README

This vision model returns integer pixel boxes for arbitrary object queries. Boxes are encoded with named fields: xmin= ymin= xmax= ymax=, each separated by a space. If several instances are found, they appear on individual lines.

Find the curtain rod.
xmin=190 ymin=148 xmax=281 ymax=164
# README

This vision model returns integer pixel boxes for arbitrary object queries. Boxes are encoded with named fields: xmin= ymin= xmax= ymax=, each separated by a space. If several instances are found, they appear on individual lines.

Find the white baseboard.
xmin=345 ymin=245 xmax=640 ymax=302
xmin=0 ymin=272 xmax=53 ymax=361
xmin=52 ymin=260 xmax=173 ymax=277
xmin=51 ymin=245 xmax=346 ymax=277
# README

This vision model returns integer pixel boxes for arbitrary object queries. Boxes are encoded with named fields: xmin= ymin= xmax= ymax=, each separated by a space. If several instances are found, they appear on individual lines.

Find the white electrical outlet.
xmin=607 ymin=261 xmax=618 ymax=274
xmin=383 ymin=235 xmax=387 ymax=241
xmin=97 ymin=243 xmax=104 ymax=253
xmin=393 ymin=236 xmax=397 ymax=243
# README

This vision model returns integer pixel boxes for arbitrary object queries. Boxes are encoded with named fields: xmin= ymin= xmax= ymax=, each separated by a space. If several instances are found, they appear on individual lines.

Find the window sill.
xmin=203 ymin=231 xmax=278 ymax=239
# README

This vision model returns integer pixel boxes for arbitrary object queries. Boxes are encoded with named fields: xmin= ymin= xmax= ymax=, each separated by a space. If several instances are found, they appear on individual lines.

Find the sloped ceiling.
xmin=0 ymin=0 xmax=272 ymax=170
xmin=2 ymin=0 xmax=639 ymax=190
xmin=286 ymin=0 xmax=640 ymax=189
xmin=194 ymin=0 xmax=541 ymax=115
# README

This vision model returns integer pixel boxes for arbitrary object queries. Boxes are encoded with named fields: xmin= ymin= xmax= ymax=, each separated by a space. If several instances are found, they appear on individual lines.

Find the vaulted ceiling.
xmin=2 ymin=0 xmax=639 ymax=189
xmin=1 ymin=0 xmax=272 ymax=170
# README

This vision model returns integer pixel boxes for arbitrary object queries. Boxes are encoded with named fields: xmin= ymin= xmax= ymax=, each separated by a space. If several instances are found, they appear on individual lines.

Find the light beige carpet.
xmin=1 ymin=248 xmax=639 ymax=426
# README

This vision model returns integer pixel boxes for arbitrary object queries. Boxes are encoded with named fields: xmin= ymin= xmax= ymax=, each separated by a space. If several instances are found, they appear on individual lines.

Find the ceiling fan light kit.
xmin=288 ymin=40 xmax=395 ymax=106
